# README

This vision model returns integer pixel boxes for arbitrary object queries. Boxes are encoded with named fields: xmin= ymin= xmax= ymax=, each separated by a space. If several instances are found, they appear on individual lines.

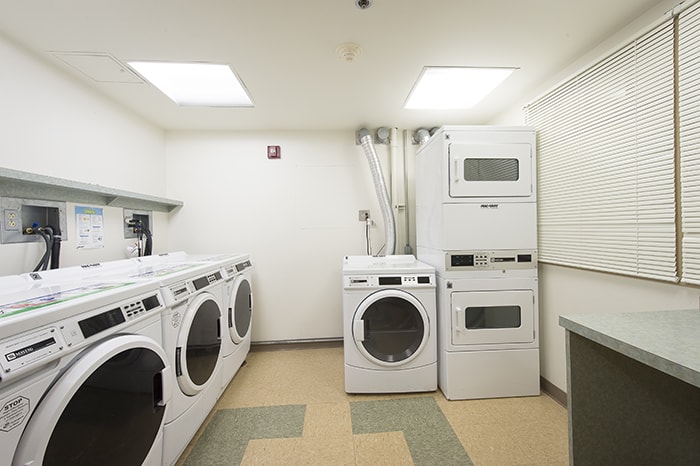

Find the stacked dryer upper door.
xmin=448 ymin=142 xmax=533 ymax=199
xmin=174 ymin=291 xmax=222 ymax=396
xmin=352 ymin=289 xmax=430 ymax=367
xmin=11 ymin=335 xmax=169 ymax=466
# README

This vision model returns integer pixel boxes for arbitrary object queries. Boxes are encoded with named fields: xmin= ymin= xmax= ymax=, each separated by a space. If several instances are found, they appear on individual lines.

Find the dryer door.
xmin=176 ymin=291 xmax=222 ymax=395
xmin=227 ymin=274 xmax=252 ymax=344
xmin=352 ymin=289 xmax=429 ymax=367
xmin=451 ymin=289 xmax=535 ymax=346
xmin=12 ymin=334 xmax=169 ymax=466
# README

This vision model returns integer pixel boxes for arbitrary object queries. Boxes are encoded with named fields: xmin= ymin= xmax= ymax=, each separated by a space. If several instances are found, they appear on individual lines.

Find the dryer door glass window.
xmin=229 ymin=278 xmax=252 ymax=342
xmin=187 ymin=298 xmax=222 ymax=386
xmin=45 ymin=347 xmax=166 ymax=466
xmin=466 ymin=305 xmax=521 ymax=329
xmin=360 ymin=296 xmax=425 ymax=363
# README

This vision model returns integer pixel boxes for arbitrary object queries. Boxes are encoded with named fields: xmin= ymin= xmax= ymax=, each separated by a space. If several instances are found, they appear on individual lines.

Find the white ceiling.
xmin=0 ymin=0 xmax=668 ymax=131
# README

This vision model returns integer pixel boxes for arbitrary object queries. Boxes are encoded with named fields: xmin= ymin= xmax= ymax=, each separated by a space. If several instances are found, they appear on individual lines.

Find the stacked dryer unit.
xmin=415 ymin=125 xmax=540 ymax=400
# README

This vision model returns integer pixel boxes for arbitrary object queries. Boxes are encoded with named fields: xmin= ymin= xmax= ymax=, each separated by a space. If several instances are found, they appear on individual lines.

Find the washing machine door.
xmin=227 ymin=274 xmax=252 ymax=344
xmin=12 ymin=334 xmax=169 ymax=466
xmin=352 ymin=289 xmax=430 ymax=367
xmin=176 ymin=291 xmax=222 ymax=396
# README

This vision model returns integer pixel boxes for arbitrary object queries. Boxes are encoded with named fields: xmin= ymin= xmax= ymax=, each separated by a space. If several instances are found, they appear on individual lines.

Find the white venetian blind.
xmin=526 ymin=20 xmax=677 ymax=281
xmin=679 ymin=1 xmax=700 ymax=285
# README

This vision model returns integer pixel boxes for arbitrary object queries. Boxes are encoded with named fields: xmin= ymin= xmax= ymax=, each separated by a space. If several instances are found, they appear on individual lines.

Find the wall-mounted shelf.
xmin=0 ymin=167 xmax=183 ymax=213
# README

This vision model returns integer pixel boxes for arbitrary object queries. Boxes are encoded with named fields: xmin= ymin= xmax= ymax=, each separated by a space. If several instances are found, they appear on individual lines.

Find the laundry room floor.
xmin=176 ymin=345 xmax=569 ymax=466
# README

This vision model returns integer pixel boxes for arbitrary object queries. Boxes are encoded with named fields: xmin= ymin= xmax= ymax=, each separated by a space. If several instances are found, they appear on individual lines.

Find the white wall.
xmin=165 ymin=130 xmax=415 ymax=342
xmin=0 ymin=33 xmax=169 ymax=275
xmin=493 ymin=0 xmax=694 ymax=392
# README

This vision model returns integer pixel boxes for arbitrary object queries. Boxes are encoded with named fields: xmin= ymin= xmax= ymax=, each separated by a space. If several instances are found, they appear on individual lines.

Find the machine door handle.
xmin=353 ymin=319 xmax=365 ymax=341
xmin=454 ymin=307 xmax=464 ymax=332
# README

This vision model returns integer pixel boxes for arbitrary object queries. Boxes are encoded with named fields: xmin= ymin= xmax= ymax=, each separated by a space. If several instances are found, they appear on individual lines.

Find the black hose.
xmin=142 ymin=226 xmax=153 ymax=256
xmin=33 ymin=228 xmax=51 ymax=272
xmin=50 ymin=226 xmax=62 ymax=269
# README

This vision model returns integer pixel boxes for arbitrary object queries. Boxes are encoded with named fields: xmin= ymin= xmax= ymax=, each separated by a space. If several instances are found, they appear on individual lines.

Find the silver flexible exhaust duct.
xmin=414 ymin=128 xmax=432 ymax=145
xmin=359 ymin=128 xmax=396 ymax=256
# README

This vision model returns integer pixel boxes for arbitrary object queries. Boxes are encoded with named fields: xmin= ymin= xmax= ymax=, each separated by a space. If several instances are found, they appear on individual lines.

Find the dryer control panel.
xmin=446 ymin=250 xmax=537 ymax=271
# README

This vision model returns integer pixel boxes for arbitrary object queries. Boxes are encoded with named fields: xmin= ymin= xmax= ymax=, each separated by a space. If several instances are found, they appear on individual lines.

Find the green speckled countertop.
xmin=560 ymin=309 xmax=700 ymax=389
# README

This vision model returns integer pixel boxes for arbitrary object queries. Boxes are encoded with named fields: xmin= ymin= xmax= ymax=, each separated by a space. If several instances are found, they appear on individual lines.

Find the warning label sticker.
xmin=0 ymin=396 xmax=30 ymax=432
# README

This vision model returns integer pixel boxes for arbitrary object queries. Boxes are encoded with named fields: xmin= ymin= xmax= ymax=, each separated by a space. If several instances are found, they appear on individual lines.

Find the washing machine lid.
xmin=343 ymin=255 xmax=435 ymax=275
xmin=12 ymin=334 xmax=170 ymax=466
xmin=0 ymin=280 xmax=162 ymax=339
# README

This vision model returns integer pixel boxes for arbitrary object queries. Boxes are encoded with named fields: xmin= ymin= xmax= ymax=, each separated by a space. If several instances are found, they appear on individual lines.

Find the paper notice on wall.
xmin=75 ymin=206 xmax=104 ymax=249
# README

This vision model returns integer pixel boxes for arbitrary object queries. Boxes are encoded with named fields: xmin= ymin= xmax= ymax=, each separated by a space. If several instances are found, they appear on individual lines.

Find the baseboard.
xmin=540 ymin=376 xmax=567 ymax=408
xmin=251 ymin=338 xmax=343 ymax=352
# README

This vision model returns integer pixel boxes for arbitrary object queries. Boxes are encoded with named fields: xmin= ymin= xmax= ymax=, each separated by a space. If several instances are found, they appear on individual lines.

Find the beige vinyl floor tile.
xmin=353 ymin=431 xmax=414 ymax=466
xmin=177 ymin=345 xmax=569 ymax=466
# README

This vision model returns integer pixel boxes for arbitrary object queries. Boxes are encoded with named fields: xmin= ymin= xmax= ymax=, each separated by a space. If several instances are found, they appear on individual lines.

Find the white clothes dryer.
xmin=436 ymin=275 xmax=540 ymax=400
xmin=342 ymin=255 xmax=437 ymax=393
xmin=0 ymin=279 xmax=170 ymax=466
xmin=219 ymin=255 xmax=253 ymax=393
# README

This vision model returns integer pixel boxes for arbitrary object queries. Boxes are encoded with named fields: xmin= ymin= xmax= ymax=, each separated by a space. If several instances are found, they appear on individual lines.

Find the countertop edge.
xmin=559 ymin=313 xmax=700 ymax=389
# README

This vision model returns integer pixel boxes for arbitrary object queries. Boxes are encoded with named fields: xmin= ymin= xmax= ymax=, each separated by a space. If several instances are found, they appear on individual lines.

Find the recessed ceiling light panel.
xmin=404 ymin=66 xmax=516 ymax=110
xmin=127 ymin=61 xmax=254 ymax=107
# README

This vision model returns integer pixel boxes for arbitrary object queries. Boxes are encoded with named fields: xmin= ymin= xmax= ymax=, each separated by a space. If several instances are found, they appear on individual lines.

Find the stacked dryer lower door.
xmin=221 ymin=257 xmax=253 ymax=393
xmin=437 ymin=276 xmax=539 ymax=400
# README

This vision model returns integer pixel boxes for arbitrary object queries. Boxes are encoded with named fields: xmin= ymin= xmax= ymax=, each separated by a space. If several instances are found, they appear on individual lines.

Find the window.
xmin=526 ymin=19 xmax=677 ymax=282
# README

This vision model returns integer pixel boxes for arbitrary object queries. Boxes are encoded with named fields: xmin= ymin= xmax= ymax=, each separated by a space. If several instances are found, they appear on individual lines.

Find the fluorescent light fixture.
xmin=127 ymin=61 xmax=253 ymax=107
xmin=404 ymin=66 xmax=516 ymax=109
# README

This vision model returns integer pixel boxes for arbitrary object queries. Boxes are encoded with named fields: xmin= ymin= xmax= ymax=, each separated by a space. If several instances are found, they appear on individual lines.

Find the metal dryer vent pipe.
xmin=415 ymin=128 xmax=432 ymax=145
xmin=358 ymin=128 xmax=396 ymax=256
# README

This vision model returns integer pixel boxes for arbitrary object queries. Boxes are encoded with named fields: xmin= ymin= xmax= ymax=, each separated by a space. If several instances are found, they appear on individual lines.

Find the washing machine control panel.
xmin=0 ymin=291 xmax=163 ymax=383
xmin=0 ymin=326 xmax=66 ymax=377
xmin=345 ymin=274 xmax=434 ymax=288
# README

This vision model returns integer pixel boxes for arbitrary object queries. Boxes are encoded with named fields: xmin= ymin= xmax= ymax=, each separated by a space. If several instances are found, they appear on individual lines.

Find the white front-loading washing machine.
xmin=219 ymin=255 xmax=253 ymax=393
xmin=26 ymin=256 xmax=228 ymax=466
xmin=342 ymin=255 xmax=437 ymax=393
xmin=122 ymin=252 xmax=254 ymax=393
xmin=0 ymin=278 xmax=170 ymax=466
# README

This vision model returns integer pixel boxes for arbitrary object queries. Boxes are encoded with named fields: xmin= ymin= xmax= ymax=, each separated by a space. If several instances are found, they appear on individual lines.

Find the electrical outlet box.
xmin=358 ymin=210 xmax=370 ymax=221
xmin=0 ymin=197 xmax=68 ymax=244
xmin=123 ymin=209 xmax=152 ymax=239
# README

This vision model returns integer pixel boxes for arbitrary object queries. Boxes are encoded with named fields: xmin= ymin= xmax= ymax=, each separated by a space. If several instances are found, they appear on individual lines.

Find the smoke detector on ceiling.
xmin=356 ymin=0 xmax=372 ymax=10
xmin=336 ymin=43 xmax=362 ymax=62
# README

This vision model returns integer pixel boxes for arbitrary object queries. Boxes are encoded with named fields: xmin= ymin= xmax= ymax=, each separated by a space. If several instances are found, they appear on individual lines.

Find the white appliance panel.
xmin=441 ymin=202 xmax=537 ymax=251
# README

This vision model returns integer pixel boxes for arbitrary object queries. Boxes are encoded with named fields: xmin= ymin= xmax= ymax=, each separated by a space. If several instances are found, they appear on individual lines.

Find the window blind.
xmin=526 ymin=20 xmax=677 ymax=281
xmin=679 ymin=1 xmax=700 ymax=285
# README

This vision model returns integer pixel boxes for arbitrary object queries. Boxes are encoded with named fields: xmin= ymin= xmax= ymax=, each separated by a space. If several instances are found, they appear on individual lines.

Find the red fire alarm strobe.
xmin=267 ymin=145 xmax=281 ymax=159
